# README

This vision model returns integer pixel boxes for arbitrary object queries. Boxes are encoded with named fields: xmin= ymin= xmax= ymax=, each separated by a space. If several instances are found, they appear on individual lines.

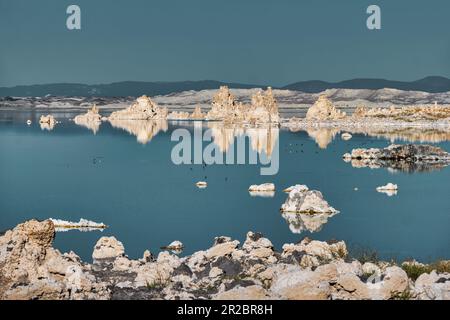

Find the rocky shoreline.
xmin=1 ymin=220 xmax=448 ymax=300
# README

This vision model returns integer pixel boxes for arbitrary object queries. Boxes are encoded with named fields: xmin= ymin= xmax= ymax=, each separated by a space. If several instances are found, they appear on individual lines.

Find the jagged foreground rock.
xmin=343 ymin=144 xmax=450 ymax=173
xmin=1 ymin=220 xmax=449 ymax=300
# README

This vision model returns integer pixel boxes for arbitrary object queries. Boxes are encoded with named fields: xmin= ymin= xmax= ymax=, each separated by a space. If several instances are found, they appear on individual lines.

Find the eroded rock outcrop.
xmin=305 ymin=95 xmax=346 ymax=121
xmin=343 ymin=144 xmax=450 ymax=173
xmin=74 ymin=105 xmax=102 ymax=134
xmin=206 ymin=86 xmax=279 ymax=124
xmin=1 ymin=220 xmax=449 ymax=300
xmin=109 ymin=96 xmax=168 ymax=120
xmin=281 ymin=185 xmax=339 ymax=214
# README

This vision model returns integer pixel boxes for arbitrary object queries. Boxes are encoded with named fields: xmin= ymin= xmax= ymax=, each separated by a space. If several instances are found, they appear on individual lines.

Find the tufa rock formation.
xmin=109 ymin=96 xmax=168 ymax=120
xmin=343 ymin=144 xmax=450 ymax=173
xmin=281 ymin=185 xmax=339 ymax=214
xmin=74 ymin=105 xmax=102 ymax=134
xmin=305 ymin=95 xmax=346 ymax=121
xmin=206 ymin=86 xmax=279 ymax=124
xmin=1 ymin=220 xmax=449 ymax=300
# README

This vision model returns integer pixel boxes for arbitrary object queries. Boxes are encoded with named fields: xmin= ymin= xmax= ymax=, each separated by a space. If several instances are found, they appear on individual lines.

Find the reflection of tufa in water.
xmin=49 ymin=218 xmax=107 ymax=232
xmin=161 ymin=240 xmax=184 ymax=254
xmin=109 ymin=119 xmax=168 ymax=144
xmin=343 ymin=144 xmax=450 ymax=173
xmin=248 ymin=183 xmax=275 ymax=198
xmin=376 ymin=183 xmax=398 ymax=197
xmin=39 ymin=115 xmax=56 ymax=131
xmin=74 ymin=105 xmax=102 ymax=134
xmin=281 ymin=211 xmax=338 ymax=234
xmin=207 ymin=122 xmax=279 ymax=158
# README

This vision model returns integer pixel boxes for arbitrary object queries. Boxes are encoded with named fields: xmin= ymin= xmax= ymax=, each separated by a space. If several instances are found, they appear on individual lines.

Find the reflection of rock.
xmin=74 ymin=105 xmax=102 ymax=134
xmin=281 ymin=211 xmax=337 ymax=234
xmin=249 ymin=191 xmax=275 ymax=198
xmin=305 ymin=128 xmax=339 ymax=149
xmin=376 ymin=183 xmax=398 ymax=197
xmin=206 ymin=86 xmax=279 ymax=124
xmin=167 ymin=111 xmax=190 ymax=120
xmin=196 ymin=181 xmax=207 ymax=188
xmin=343 ymin=144 xmax=450 ymax=173
xmin=305 ymin=95 xmax=346 ymax=121
xmin=190 ymin=106 xmax=205 ymax=120
xmin=109 ymin=96 xmax=168 ymax=120
xmin=207 ymin=122 xmax=279 ymax=157
xmin=39 ymin=115 xmax=56 ymax=131
xmin=109 ymin=119 xmax=168 ymax=144
xmin=49 ymin=218 xmax=107 ymax=232
xmin=281 ymin=185 xmax=339 ymax=214
xmin=161 ymin=241 xmax=184 ymax=254
xmin=249 ymin=183 xmax=275 ymax=197
xmin=341 ymin=132 xmax=352 ymax=140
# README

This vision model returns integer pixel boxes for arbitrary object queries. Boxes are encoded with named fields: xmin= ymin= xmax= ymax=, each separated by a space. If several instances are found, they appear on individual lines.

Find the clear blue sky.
xmin=0 ymin=0 xmax=449 ymax=87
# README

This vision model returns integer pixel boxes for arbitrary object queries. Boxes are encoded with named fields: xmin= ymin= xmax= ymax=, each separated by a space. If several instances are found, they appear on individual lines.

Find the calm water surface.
xmin=0 ymin=110 xmax=449 ymax=262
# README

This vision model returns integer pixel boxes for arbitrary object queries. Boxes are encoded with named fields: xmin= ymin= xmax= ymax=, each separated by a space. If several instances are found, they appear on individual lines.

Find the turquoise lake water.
xmin=0 ymin=110 xmax=449 ymax=262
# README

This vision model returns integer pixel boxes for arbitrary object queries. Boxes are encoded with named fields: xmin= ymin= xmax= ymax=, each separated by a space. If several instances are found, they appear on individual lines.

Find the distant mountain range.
xmin=1 ymin=76 xmax=449 ymax=97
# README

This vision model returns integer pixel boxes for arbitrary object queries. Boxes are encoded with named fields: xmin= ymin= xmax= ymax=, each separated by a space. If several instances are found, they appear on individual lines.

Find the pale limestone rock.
xmin=185 ymin=250 xmax=207 ymax=273
xmin=281 ymin=186 xmax=339 ymax=214
xmin=74 ymin=105 xmax=102 ymax=134
xmin=209 ymin=267 xmax=224 ymax=279
xmin=341 ymin=132 xmax=352 ymax=140
xmin=282 ymin=239 xmax=347 ymax=267
xmin=283 ymin=184 xmax=309 ymax=193
xmin=248 ymin=183 xmax=275 ymax=192
xmin=242 ymin=232 xmax=274 ymax=252
xmin=305 ymin=95 xmax=346 ymax=121
xmin=206 ymin=86 xmax=279 ymax=124
xmin=213 ymin=285 xmax=270 ymax=300
xmin=92 ymin=237 xmax=125 ymax=261
xmin=368 ymin=266 xmax=409 ymax=300
xmin=157 ymin=251 xmax=181 ymax=270
xmin=334 ymin=273 xmax=371 ymax=300
xmin=109 ymin=95 xmax=167 ymax=120
xmin=205 ymin=240 xmax=240 ymax=260
xmin=414 ymin=271 xmax=450 ymax=300
xmin=270 ymin=266 xmax=331 ymax=300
